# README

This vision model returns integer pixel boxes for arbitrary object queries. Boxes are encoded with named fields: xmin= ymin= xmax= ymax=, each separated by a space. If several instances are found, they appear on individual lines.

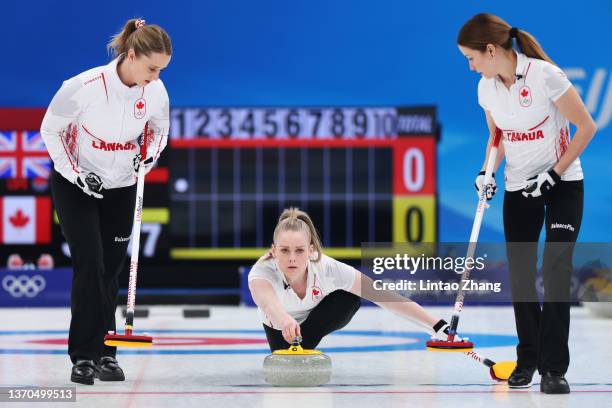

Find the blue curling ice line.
xmin=0 ymin=329 xmax=516 ymax=355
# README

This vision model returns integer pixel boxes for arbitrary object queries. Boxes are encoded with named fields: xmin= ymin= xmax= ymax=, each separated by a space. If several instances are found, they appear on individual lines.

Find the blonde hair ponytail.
xmin=272 ymin=207 xmax=323 ymax=262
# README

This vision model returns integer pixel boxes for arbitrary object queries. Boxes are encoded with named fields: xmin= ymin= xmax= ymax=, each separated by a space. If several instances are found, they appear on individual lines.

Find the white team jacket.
xmin=248 ymin=254 xmax=356 ymax=325
xmin=40 ymin=58 xmax=169 ymax=189
xmin=477 ymin=51 xmax=582 ymax=191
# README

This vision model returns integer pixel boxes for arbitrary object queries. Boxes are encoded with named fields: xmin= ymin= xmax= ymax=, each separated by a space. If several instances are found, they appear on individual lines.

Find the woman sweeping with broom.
xmin=40 ymin=18 xmax=172 ymax=385
xmin=457 ymin=13 xmax=596 ymax=393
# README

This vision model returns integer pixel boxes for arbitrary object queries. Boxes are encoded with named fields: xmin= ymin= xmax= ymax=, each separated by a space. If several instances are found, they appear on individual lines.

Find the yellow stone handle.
xmin=271 ymin=336 xmax=323 ymax=355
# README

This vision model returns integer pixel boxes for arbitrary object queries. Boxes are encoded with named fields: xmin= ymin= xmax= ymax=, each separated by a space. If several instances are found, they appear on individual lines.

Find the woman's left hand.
xmin=522 ymin=168 xmax=560 ymax=198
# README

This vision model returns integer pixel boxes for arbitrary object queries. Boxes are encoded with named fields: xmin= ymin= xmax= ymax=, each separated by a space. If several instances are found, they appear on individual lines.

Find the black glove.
xmin=522 ymin=169 xmax=561 ymax=198
xmin=474 ymin=171 xmax=497 ymax=201
xmin=133 ymin=153 xmax=154 ymax=174
xmin=74 ymin=172 xmax=103 ymax=199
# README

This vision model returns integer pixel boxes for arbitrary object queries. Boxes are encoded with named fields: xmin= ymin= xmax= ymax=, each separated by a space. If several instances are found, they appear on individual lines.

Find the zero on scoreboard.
xmin=168 ymin=107 xmax=438 ymax=259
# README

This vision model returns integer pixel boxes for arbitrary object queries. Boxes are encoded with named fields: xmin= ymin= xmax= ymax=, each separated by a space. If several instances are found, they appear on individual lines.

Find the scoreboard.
xmin=168 ymin=106 xmax=438 ymax=260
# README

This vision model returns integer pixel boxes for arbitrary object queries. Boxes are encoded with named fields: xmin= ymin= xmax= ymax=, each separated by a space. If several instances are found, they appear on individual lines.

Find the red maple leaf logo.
xmin=136 ymin=101 xmax=145 ymax=110
xmin=521 ymin=89 xmax=529 ymax=97
xmin=312 ymin=288 xmax=320 ymax=296
xmin=9 ymin=209 xmax=30 ymax=228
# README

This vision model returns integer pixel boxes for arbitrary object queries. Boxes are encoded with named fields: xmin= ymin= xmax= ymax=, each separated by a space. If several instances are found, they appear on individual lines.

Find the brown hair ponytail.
xmin=514 ymin=29 xmax=554 ymax=65
xmin=457 ymin=13 xmax=554 ymax=65
xmin=107 ymin=18 xmax=172 ymax=62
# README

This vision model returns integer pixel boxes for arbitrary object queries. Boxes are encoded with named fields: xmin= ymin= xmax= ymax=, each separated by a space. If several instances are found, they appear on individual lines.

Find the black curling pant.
xmin=51 ymin=170 xmax=136 ymax=364
xmin=504 ymin=180 xmax=583 ymax=375
xmin=263 ymin=290 xmax=362 ymax=352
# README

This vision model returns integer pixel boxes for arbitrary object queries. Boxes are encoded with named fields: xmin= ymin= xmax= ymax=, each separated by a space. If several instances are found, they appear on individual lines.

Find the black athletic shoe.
xmin=508 ymin=366 xmax=535 ymax=388
xmin=71 ymin=360 xmax=96 ymax=385
xmin=95 ymin=356 xmax=125 ymax=381
xmin=540 ymin=372 xmax=570 ymax=394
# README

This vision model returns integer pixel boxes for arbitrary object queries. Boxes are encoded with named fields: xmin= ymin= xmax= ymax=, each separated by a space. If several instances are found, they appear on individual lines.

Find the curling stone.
xmin=263 ymin=336 xmax=332 ymax=387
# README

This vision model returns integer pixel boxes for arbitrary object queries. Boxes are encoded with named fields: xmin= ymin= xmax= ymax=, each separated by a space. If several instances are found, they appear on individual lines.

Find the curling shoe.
xmin=95 ymin=356 xmax=125 ymax=381
xmin=540 ymin=372 xmax=570 ymax=394
xmin=508 ymin=366 xmax=535 ymax=388
xmin=71 ymin=359 xmax=96 ymax=385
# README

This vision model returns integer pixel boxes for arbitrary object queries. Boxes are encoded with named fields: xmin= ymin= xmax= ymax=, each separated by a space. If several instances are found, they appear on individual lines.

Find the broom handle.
xmin=465 ymin=349 xmax=496 ymax=369
xmin=125 ymin=124 xmax=148 ymax=332
xmin=447 ymin=128 xmax=502 ymax=340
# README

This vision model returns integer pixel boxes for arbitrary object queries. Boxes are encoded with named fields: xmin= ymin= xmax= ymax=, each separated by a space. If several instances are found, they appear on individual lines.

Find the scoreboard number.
xmin=171 ymin=108 xmax=399 ymax=139
xmin=128 ymin=223 xmax=162 ymax=258
xmin=402 ymin=147 xmax=425 ymax=192
xmin=393 ymin=138 xmax=435 ymax=195
xmin=392 ymin=197 xmax=436 ymax=243
xmin=392 ymin=137 xmax=437 ymax=243
xmin=405 ymin=206 xmax=424 ymax=242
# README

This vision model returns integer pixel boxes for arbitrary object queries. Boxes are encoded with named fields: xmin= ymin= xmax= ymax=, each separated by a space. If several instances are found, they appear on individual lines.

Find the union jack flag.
xmin=0 ymin=131 xmax=51 ymax=179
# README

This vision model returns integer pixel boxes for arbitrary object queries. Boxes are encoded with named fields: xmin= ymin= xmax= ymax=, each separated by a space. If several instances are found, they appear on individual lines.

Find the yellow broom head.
xmin=104 ymin=333 xmax=153 ymax=348
xmin=490 ymin=361 xmax=517 ymax=381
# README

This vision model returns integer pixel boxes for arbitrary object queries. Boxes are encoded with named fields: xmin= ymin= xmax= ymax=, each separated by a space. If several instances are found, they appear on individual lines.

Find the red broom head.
xmin=426 ymin=339 xmax=474 ymax=351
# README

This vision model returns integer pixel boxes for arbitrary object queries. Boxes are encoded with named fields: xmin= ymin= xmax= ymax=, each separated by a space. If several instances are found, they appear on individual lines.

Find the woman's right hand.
xmin=74 ymin=171 xmax=104 ymax=199
xmin=279 ymin=315 xmax=301 ymax=344
xmin=474 ymin=171 xmax=496 ymax=201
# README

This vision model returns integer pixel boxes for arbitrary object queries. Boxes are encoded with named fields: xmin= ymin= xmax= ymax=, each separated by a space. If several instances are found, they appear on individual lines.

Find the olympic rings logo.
xmin=1 ymin=275 xmax=46 ymax=298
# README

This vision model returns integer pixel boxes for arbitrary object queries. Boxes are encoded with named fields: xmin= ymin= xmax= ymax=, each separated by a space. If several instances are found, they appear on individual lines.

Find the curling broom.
xmin=104 ymin=124 xmax=153 ymax=348
xmin=426 ymin=127 xmax=503 ymax=351
xmin=465 ymin=349 xmax=516 ymax=381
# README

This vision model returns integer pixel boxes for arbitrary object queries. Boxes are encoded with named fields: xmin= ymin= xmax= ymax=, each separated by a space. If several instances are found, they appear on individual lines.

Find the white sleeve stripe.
xmin=550 ymin=82 xmax=572 ymax=103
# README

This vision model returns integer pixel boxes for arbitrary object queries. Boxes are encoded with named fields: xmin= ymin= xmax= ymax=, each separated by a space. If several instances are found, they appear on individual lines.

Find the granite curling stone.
xmin=263 ymin=336 xmax=332 ymax=386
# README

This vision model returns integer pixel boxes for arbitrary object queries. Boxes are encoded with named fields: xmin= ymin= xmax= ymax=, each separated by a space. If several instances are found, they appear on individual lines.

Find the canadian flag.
xmin=0 ymin=196 xmax=51 ymax=244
